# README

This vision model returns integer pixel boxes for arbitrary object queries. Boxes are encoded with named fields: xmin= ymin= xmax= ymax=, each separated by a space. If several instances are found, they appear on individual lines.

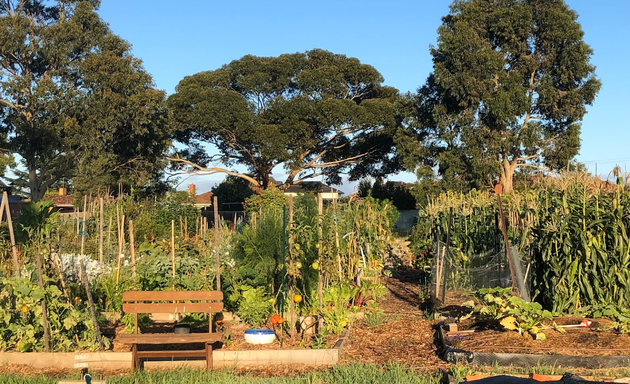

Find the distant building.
xmin=282 ymin=181 xmax=343 ymax=200
xmin=50 ymin=188 xmax=76 ymax=214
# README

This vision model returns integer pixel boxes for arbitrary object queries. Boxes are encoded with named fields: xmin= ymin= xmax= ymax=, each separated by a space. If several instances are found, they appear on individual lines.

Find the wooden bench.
xmin=118 ymin=291 xmax=223 ymax=370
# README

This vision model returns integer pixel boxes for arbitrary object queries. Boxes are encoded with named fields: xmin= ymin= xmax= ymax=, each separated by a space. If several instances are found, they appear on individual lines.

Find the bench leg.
xmin=206 ymin=343 xmax=213 ymax=371
xmin=132 ymin=344 xmax=138 ymax=371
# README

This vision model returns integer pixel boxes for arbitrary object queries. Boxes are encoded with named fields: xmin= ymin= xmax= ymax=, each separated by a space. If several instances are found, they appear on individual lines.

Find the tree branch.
xmin=168 ymin=156 xmax=260 ymax=187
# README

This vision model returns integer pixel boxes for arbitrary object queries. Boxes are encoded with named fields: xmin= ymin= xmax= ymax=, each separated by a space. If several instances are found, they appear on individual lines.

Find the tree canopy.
xmin=0 ymin=0 xmax=169 ymax=201
xmin=397 ymin=0 xmax=601 ymax=193
xmin=168 ymin=49 xmax=403 ymax=190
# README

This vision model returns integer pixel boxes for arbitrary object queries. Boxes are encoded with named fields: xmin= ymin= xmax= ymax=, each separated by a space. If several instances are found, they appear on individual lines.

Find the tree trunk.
xmin=500 ymin=157 xmax=518 ymax=194
xmin=28 ymin=166 xmax=46 ymax=202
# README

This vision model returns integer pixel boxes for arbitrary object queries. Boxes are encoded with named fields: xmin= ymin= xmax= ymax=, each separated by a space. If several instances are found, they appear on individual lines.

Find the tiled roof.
xmin=195 ymin=191 xmax=213 ymax=205
xmin=49 ymin=194 xmax=75 ymax=206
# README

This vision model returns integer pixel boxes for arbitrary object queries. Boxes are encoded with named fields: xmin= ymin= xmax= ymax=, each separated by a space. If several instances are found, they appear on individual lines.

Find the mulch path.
xmin=342 ymin=270 xmax=448 ymax=370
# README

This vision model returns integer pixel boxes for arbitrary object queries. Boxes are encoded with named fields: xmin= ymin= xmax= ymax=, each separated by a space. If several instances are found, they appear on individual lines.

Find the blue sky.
xmin=98 ymin=0 xmax=630 ymax=193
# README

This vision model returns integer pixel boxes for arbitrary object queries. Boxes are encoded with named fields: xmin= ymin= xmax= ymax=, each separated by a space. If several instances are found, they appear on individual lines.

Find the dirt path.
xmin=342 ymin=270 xmax=448 ymax=370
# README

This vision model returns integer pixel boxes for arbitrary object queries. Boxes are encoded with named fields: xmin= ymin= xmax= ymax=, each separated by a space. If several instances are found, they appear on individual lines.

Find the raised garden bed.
xmin=438 ymin=318 xmax=630 ymax=368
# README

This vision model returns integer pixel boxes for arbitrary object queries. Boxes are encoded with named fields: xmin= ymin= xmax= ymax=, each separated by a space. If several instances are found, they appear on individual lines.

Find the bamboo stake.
xmin=288 ymin=195 xmax=296 ymax=338
xmin=99 ymin=197 xmax=104 ymax=270
xmin=79 ymin=196 xmax=103 ymax=349
xmin=36 ymin=251 xmax=50 ymax=352
xmin=107 ymin=215 xmax=113 ymax=261
xmin=129 ymin=219 xmax=136 ymax=279
xmin=0 ymin=192 xmax=19 ymax=276
xmin=184 ymin=216 xmax=188 ymax=240
xmin=317 ymin=193 xmax=323 ymax=311
xmin=116 ymin=214 xmax=125 ymax=284
xmin=333 ymin=198 xmax=342 ymax=281
xmin=171 ymin=220 xmax=176 ymax=289
xmin=179 ymin=216 xmax=183 ymax=239
xmin=214 ymin=196 xmax=221 ymax=291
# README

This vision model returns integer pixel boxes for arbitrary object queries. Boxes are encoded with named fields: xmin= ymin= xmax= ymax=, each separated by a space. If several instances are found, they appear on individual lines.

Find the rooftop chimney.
xmin=59 ymin=188 xmax=67 ymax=196
xmin=189 ymin=184 xmax=196 ymax=198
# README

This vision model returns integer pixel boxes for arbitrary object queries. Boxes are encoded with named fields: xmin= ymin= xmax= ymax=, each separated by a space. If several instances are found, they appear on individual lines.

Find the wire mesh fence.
xmin=430 ymin=241 xmax=532 ymax=305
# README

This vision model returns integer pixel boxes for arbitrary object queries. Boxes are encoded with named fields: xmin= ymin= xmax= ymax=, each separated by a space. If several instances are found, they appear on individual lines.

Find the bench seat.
xmin=118 ymin=333 xmax=222 ymax=345
xmin=121 ymin=290 xmax=223 ymax=370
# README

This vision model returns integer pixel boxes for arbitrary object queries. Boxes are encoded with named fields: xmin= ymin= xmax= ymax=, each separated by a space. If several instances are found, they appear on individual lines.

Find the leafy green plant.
xmin=364 ymin=309 xmax=388 ymax=328
xmin=235 ymin=286 xmax=273 ymax=328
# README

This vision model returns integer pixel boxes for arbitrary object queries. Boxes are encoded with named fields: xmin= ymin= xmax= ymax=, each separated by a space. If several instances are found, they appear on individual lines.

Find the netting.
xmin=430 ymin=241 xmax=532 ymax=304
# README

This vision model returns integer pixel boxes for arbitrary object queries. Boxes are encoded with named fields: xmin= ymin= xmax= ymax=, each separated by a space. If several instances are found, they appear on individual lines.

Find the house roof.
xmin=195 ymin=191 xmax=213 ymax=205
xmin=50 ymin=194 xmax=75 ymax=206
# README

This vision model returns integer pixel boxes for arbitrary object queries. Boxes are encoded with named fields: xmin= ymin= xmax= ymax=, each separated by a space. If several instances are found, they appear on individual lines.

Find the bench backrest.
xmin=122 ymin=291 xmax=223 ymax=314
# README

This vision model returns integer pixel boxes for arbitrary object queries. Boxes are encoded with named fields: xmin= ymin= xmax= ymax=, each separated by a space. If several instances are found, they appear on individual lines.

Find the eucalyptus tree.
xmin=168 ymin=49 xmax=403 ymax=190
xmin=398 ymin=0 xmax=600 ymax=193
xmin=0 ymin=0 xmax=168 ymax=200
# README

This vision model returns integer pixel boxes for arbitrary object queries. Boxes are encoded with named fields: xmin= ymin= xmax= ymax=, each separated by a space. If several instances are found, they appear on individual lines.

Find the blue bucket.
xmin=244 ymin=328 xmax=275 ymax=335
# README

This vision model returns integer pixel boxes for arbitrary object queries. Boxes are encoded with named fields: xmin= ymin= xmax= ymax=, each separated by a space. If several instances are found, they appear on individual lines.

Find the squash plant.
xmin=0 ymin=273 xmax=109 ymax=352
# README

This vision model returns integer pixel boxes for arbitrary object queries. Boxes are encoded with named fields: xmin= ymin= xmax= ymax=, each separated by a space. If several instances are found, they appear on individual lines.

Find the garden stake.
xmin=0 ymin=191 xmax=20 ymax=276
xmin=171 ymin=219 xmax=176 ymax=288
xmin=79 ymin=197 xmax=104 ymax=350
xmin=116 ymin=214 xmax=125 ymax=284
xmin=317 ymin=193 xmax=324 ymax=313
xmin=288 ymin=195 xmax=296 ymax=338
xmin=496 ymin=191 xmax=517 ymax=294
xmin=214 ymin=196 xmax=221 ymax=291
xmin=99 ymin=197 xmax=104 ymax=270
xmin=36 ymin=251 xmax=50 ymax=352
xmin=129 ymin=219 xmax=136 ymax=279
xmin=280 ymin=203 xmax=287 ymax=347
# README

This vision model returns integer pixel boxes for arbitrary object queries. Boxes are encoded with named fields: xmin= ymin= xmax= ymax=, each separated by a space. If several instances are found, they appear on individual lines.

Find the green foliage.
xmin=0 ymin=1 xmax=169 ymax=201
xmin=211 ymin=175 xmax=254 ymax=207
xmin=244 ymin=187 xmax=287 ymax=213
xmin=464 ymin=287 xmax=554 ymax=338
xmin=168 ymin=49 xmax=402 ymax=190
xmin=358 ymin=179 xmax=417 ymax=210
xmin=235 ymin=286 xmax=273 ymax=328
xmin=321 ymin=282 xmax=359 ymax=334
xmin=0 ymin=273 xmax=109 ymax=352
xmin=0 ymin=364 xmax=443 ymax=384
xmin=397 ymin=0 xmax=601 ymax=193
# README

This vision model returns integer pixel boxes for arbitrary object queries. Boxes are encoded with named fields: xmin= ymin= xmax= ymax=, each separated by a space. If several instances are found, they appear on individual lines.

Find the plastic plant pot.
xmin=244 ymin=328 xmax=276 ymax=344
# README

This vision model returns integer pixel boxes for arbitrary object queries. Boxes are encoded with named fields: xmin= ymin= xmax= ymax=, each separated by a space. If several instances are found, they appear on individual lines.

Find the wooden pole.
xmin=286 ymin=196 xmax=296 ymax=337
xmin=333 ymin=198 xmax=342 ymax=281
xmin=1 ymin=192 xmax=19 ymax=276
xmin=79 ymin=196 xmax=104 ymax=349
xmin=317 ymin=193 xmax=323 ymax=311
xmin=116 ymin=214 xmax=125 ymax=284
xmin=36 ymin=251 xmax=50 ymax=352
xmin=214 ymin=196 xmax=221 ymax=291
xmin=129 ymin=219 xmax=136 ymax=280
xmin=497 ymin=193 xmax=518 ymax=293
xmin=184 ymin=216 xmax=188 ymax=241
xmin=99 ymin=197 xmax=104 ymax=270
xmin=171 ymin=220 xmax=176 ymax=287
xmin=179 ymin=215 xmax=183 ymax=239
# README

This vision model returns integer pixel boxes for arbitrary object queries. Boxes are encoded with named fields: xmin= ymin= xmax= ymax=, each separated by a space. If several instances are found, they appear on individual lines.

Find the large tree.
xmin=0 ymin=0 xmax=169 ymax=201
xmin=167 ymin=49 xmax=403 ymax=190
xmin=398 ymin=0 xmax=600 ymax=193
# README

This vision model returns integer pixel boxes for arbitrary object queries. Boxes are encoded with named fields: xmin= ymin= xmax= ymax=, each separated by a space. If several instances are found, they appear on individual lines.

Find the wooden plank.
xmin=118 ymin=333 xmax=222 ymax=344
xmin=136 ymin=350 xmax=208 ymax=358
xmin=122 ymin=302 xmax=223 ymax=314
xmin=122 ymin=291 xmax=223 ymax=301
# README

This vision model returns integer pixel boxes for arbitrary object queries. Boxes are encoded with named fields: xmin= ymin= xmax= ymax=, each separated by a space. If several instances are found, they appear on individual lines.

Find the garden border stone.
xmin=438 ymin=326 xmax=630 ymax=369
xmin=0 ymin=325 xmax=351 ymax=370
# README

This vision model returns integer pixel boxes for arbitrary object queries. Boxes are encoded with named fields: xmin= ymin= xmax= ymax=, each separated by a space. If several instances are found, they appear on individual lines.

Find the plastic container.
xmin=244 ymin=328 xmax=276 ymax=344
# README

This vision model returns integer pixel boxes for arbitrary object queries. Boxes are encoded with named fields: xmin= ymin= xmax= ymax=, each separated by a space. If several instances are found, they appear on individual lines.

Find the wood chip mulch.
xmin=341 ymin=271 xmax=448 ymax=371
